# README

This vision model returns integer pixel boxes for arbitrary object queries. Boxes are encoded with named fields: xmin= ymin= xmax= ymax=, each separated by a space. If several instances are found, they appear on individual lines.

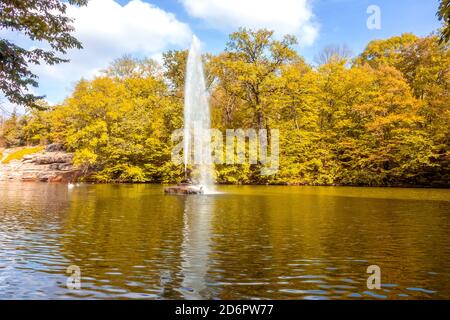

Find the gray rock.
xmin=34 ymin=152 xmax=73 ymax=164
xmin=46 ymin=143 xmax=64 ymax=152
xmin=0 ymin=146 xmax=79 ymax=183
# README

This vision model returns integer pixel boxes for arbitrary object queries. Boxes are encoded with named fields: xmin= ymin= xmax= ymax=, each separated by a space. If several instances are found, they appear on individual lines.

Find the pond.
xmin=0 ymin=182 xmax=449 ymax=299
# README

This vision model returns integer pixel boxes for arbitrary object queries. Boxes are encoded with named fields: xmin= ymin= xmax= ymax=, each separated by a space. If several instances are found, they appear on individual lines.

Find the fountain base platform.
xmin=164 ymin=183 xmax=204 ymax=195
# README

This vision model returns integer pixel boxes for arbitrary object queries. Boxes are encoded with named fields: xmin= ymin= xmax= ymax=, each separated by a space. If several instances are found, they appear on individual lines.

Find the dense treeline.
xmin=1 ymin=29 xmax=449 ymax=186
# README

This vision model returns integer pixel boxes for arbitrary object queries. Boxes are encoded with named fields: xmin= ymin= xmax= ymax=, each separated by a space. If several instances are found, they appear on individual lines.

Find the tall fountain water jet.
xmin=183 ymin=35 xmax=214 ymax=190
xmin=165 ymin=35 xmax=214 ymax=195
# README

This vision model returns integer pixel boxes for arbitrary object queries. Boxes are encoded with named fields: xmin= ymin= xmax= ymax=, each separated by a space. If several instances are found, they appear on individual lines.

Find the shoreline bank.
xmin=0 ymin=145 xmax=448 ymax=188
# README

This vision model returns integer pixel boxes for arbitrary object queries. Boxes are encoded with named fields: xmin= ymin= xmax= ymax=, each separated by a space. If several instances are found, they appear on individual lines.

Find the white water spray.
xmin=184 ymin=36 xmax=214 ymax=190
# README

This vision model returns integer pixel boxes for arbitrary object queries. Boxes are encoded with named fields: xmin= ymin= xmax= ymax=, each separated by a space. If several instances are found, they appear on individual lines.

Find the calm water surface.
xmin=0 ymin=182 xmax=449 ymax=300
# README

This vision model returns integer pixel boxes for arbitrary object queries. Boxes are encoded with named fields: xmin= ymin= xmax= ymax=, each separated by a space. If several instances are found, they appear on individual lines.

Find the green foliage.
xmin=0 ymin=0 xmax=87 ymax=108
xmin=213 ymin=28 xmax=299 ymax=129
xmin=163 ymin=50 xmax=188 ymax=95
xmin=2 ymin=146 xmax=44 ymax=164
xmin=438 ymin=0 xmax=450 ymax=44
xmin=3 ymin=29 xmax=448 ymax=187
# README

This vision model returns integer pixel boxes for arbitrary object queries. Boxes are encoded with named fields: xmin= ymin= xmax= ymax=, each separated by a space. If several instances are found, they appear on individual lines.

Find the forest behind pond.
xmin=1 ymin=29 xmax=449 ymax=186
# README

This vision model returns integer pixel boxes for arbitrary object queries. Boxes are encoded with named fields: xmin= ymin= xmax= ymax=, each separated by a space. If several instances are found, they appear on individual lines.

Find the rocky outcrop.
xmin=0 ymin=146 xmax=80 ymax=183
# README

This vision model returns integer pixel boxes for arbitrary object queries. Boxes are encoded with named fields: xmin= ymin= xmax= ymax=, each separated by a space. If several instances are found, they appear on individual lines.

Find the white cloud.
xmin=1 ymin=0 xmax=192 ymax=104
xmin=69 ymin=0 xmax=191 ymax=57
xmin=179 ymin=0 xmax=319 ymax=45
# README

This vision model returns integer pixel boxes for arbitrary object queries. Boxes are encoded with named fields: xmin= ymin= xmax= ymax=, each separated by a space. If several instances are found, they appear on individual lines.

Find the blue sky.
xmin=115 ymin=0 xmax=442 ymax=59
xmin=0 ymin=0 xmax=442 ymax=113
